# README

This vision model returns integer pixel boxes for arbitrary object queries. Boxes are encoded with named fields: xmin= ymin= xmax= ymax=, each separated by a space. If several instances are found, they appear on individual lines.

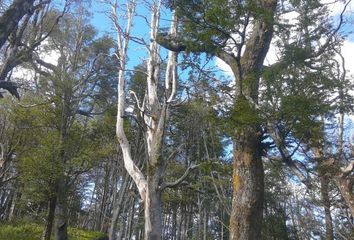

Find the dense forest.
xmin=0 ymin=0 xmax=353 ymax=239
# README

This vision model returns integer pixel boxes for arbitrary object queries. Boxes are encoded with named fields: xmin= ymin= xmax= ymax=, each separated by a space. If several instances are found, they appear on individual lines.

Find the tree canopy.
xmin=0 ymin=1 xmax=353 ymax=240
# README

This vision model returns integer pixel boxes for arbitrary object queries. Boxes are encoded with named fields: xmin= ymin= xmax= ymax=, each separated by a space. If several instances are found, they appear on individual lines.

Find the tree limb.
xmin=161 ymin=163 xmax=199 ymax=190
xmin=0 ymin=81 xmax=19 ymax=99
xmin=0 ymin=0 xmax=36 ymax=49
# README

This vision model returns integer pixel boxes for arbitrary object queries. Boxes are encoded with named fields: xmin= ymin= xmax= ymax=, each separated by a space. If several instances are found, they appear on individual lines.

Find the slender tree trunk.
xmin=335 ymin=177 xmax=354 ymax=217
xmin=8 ymin=191 xmax=17 ymax=221
xmin=113 ymin=1 xmax=178 ymax=239
xmin=320 ymin=176 xmax=334 ymax=240
xmin=197 ymin=194 xmax=202 ymax=239
xmin=109 ymin=173 xmax=131 ymax=240
xmin=203 ymin=206 xmax=207 ymax=240
xmin=126 ymin=197 xmax=136 ymax=239
xmin=230 ymin=126 xmax=264 ymax=240
xmin=172 ymin=205 xmax=177 ymax=240
xmin=335 ymin=113 xmax=354 ymax=217
xmin=2 ymin=191 xmax=13 ymax=220
xmin=187 ymin=204 xmax=193 ymax=239
xmin=42 ymin=196 xmax=57 ymax=240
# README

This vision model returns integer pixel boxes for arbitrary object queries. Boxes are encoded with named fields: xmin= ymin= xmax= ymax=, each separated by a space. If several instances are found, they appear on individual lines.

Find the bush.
xmin=0 ymin=221 xmax=106 ymax=240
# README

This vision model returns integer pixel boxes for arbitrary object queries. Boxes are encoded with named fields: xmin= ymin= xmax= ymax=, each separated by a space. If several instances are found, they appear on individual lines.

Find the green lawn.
xmin=0 ymin=221 xmax=106 ymax=240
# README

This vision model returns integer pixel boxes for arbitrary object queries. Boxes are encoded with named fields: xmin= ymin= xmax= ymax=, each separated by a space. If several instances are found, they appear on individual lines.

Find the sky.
xmin=83 ymin=0 xmax=354 ymax=89
xmin=84 ymin=0 xmax=354 ymax=127
xmin=216 ymin=0 xmax=354 ymax=77
xmin=44 ymin=0 xmax=353 ymax=196
xmin=89 ymin=0 xmax=173 ymax=71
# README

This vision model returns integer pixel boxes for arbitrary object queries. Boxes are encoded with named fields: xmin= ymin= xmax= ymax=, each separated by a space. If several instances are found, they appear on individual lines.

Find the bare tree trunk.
xmin=113 ymin=1 xmax=179 ymax=239
xmin=42 ymin=196 xmax=57 ymax=240
xmin=320 ymin=176 xmax=334 ymax=240
xmin=126 ymin=197 xmax=136 ymax=239
xmin=144 ymin=157 xmax=164 ymax=239
xmin=335 ymin=112 xmax=354 ymax=217
xmin=8 ymin=191 xmax=17 ymax=221
xmin=109 ymin=173 xmax=131 ymax=240
xmin=55 ymin=182 xmax=68 ymax=240
xmin=172 ymin=205 xmax=177 ymax=240
xmin=203 ymin=206 xmax=207 ymax=240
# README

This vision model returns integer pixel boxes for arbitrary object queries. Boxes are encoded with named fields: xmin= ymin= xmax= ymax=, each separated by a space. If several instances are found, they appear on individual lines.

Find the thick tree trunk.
xmin=0 ymin=0 xmax=35 ymax=49
xmin=144 ymin=168 xmax=163 ymax=240
xmin=42 ymin=196 xmax=57 ymax=240
xmin=54 ymin=181 xmax=68 ymax=240
xmin=230 ymin=126 xmax=264 ymax=240
xmin=228 ymin=2 xmax=276 ymax=238
xmin=320 ymin=176 xmax=334 ymax=240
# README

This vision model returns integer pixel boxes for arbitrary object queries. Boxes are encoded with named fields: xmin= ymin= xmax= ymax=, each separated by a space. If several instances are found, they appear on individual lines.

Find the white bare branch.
xmin=114 ymin=0 xmax=147 ymax=200
xmin=165 ymin=11 xmax=178 ymax=103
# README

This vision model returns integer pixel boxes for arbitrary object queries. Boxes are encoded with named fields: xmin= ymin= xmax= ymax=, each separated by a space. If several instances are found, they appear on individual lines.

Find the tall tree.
xmin=27 ymin=6 xmax=116 ymax=239
xmin=158 ymin=1 xmax=276 ymax=238
xmin=157 ymin=0 xmax=349 ymax=238
xmin=111 ymin=1 xmax=198 ymax=238
xmin=0 ymin=0 xmax=68 ymax=98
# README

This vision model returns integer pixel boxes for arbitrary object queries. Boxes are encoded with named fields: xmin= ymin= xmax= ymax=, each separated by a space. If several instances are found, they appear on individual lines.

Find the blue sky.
xmin=89 ymin=1 xmax=173 ymax=71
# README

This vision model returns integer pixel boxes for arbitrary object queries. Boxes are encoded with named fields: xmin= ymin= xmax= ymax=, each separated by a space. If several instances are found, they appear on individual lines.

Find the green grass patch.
xmin=0 ymin=221 xmax=106 ymax=240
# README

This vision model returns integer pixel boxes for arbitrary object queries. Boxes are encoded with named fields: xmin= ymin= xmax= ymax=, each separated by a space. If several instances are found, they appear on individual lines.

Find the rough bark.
xmin=230 ymin=126 xmax=264 ymax=240
xmin=42 ymin=196 xmax=57 ymax=240
xmin=229 ymin=1 xmax=277 ymax=239
xmin=157 ymin=1 xmax=276 ymax=237
xmin=54 ymin=181 xmax=69 ymax=240
xmin=335 ymin=175 xmax=354 ymax=217
xmin=144 ymin=176 xmax=163 ymax=240
xmin=0 ymin=0 xmax=35 ymax=49
xmin=320 ymin=176 xmax=334 ymax=240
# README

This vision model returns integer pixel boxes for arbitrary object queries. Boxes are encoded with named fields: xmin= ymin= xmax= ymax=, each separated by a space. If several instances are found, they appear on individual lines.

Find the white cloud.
xmin=215 ymin=0 xmax=354 ymax=79
xmin=321 ymin=0 xmax=354 ymax=16
xmin=339 ymin=40 xmax=354 ymax=75
xmin=40 ymin=49 xmax=60 ymax=65
xmin=215 ymin=57 xmax=234 ymax=78
xmin=11 ymin=67 xmax=35 ymax=82
xmin=11 ymin=41 xmax=60 ymax=83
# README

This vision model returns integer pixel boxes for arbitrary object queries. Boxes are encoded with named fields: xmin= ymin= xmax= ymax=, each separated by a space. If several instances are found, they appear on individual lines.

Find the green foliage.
xmin=228 ymin=95 xmax=261 ymax=131
xmin=280 ymin=95 xmax=325 ymax=139
xmin=262 ymin=214 xmax=290 ymax=240
xmin=128 ymin=64 xmax=147 ymax=101
xmin=262 ymin=161 xmax=292 ymax=239
xmin=0 ymin=221 xmax=105 ymax=240
xmin=0 ymin=221 xmax=42 ymax=240
xmin=169 ymin=0 xmax=276 ymax=54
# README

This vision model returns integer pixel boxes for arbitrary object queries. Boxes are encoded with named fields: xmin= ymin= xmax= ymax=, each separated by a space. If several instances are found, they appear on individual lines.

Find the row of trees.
xmin=0 ymin=0 xmax=353 ymax=240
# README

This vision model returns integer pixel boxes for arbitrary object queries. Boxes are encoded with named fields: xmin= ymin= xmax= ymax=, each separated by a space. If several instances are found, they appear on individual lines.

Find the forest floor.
xmin=0 ymin=220 xmax=106 ymax=240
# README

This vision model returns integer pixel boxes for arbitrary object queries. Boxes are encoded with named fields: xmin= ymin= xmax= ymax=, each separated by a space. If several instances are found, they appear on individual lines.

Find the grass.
xmin=0 ymin=221 xmax=106 ymax=240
